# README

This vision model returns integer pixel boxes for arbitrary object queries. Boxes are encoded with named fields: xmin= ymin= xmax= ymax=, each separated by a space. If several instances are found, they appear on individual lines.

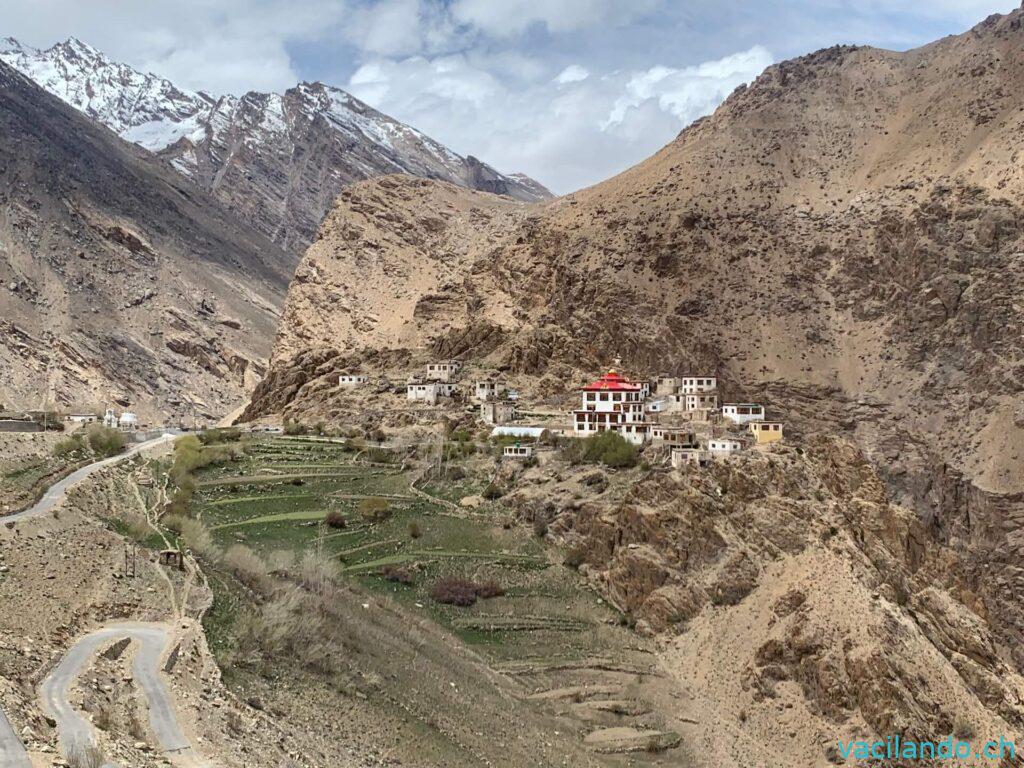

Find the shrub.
xmin=380 ymin=565 xmax=415 ymax=584
xmin=475 ymin=579 xmax=505 ymax=599
xmin=407 ymin=521 xmax=422 ymax=539
xmin=358 ymin=496 xmax=391 ymax=522
xmin=224 ymin=545 xmax=270 ymax=592
xmin=481 ymin=483 xmax=503 ymax=500
xmin=560 ymin=431 xmax=638 ymax=469
xmin=429 ymin=577 xmax=479 ymax=607
xmin=85 ymin=424 xmax=126 ymax=457
xmin=532 ymin=516 xmax=549 ymax=538
xmin=53 ymin=434 xmax=85 ymax=457
xmin=68 ymin=744 xmax=105 ymax=768
xmin=324 ymin=510 xmax=347 ymax=529
xmin=284 ymin=419 xmax=308 ymax=435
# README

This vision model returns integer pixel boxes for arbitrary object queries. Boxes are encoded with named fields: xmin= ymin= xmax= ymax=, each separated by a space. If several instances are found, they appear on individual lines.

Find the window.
xmin=600 ymin=393 xmax=608 ymax=401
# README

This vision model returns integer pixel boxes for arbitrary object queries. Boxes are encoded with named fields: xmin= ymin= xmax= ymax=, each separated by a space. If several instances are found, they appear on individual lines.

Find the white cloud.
xmin=450 ymin=0 xmax=661 ymax=36
xmin=348 ymin=45 xmax=772 ymax=194
xmin=555 ymin=64 xmax=590 ymax=84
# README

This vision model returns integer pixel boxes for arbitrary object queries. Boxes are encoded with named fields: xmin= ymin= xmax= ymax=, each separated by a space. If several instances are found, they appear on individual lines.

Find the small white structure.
xmin=722 ymin=403 xmax=765 ymax=424
xmin=66 ymin=412 xmax=97 ymax=425
xmin=474 ymin=379 xmax=506 ymax=401
xmin=506 ymin=389 xmax=520 ymax=401
xmin=645 ymin=399 xmax=668 ymax=413
xmin=708 ymin=438 xmax=744 ymax=457
xmin=503 ymin=444 xmax=535 ymax=459
xmin=118 ymin=412 xmax=138 ymax=430
xmin=338 ymin=374 xmax=368 ymax=388
xmin=491 ymin=426 xmax=547 ymax=439
xmin=103 ymin=408 xmax=118 ymax=428
xmin=672 ymin=446 xmax=709 ymax=468
xmin=426 ymin=360 xmax=461 ymax=383
xmin=679 ymin=377 xmax=717 ymax=394
xmin=407 ymin=382 xmax=457 ymax=404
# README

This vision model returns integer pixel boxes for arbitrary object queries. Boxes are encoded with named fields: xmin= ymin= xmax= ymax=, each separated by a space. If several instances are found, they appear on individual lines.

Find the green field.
xmin=191 ymin=436 xmax=626 ymax=664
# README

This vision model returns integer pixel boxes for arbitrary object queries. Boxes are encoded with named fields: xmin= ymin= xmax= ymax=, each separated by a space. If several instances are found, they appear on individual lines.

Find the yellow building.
xmin=749 ymin=421 xmax=784 ymax=445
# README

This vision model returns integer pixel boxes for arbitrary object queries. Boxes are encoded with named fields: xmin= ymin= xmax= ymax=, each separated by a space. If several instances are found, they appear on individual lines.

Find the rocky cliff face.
xmin=0 ymin=38 xmax=552 ymax=254
xmin=501 ymin=439 xmax=1024 ymax=765
xmin=0 ymin=61 xmax=291 ymax=421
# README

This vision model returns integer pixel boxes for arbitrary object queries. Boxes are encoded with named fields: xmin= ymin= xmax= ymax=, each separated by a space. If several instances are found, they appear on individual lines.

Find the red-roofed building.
xmin=573 ymin=369 xmax=651 ymax=444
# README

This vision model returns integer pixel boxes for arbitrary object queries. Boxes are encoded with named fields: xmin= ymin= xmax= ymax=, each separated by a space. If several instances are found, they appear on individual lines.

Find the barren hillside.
xmin=0 ymin=61 xmax=292 ymax=422
xmin=246 ymin=6 xmax=1024 ymax=750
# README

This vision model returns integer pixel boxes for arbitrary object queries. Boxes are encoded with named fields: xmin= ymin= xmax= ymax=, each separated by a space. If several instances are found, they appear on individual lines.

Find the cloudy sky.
xmin=2 ymin=0 xmax=1018 ymax=193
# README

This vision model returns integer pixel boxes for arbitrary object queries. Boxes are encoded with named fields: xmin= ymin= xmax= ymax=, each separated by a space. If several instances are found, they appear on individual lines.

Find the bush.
xmin=380 ymin=565 xmax=415 ymax=584
xmin=85 ymin=424 xmax=126 ymax=458
xmin=407 ymin=521 xmax=422 ymax=539
xmin=429 ymin=577 xmax=479 ymax=607
xmin=481 ymin=483 xmax=503 ymax=500
xmin=53 ymin=434 xmax=85 ymax=457
xmin=284 ymin=419 xmax=308 ymax=435
xmin=358 ymin=496 xmax=391 ymax=522
xmin=475 ymin=579 xmax=505 ymax=599
xmin=324 ymin=510 xmax=347 ymax=529
xmin=560 ymin=431 xmax=638 ymax=469
xmin=224 ymin=545 xmax=270 ymax=592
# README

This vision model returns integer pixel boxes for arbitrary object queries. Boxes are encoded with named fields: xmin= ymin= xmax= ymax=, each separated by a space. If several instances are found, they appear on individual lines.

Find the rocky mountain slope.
xmin=248 ymin=4 xmax=1024 ymax=742
xmin=0 ymin=60 xmax=292 ymax=421
xmin=0 ymin=37 xmax=551 ymax=254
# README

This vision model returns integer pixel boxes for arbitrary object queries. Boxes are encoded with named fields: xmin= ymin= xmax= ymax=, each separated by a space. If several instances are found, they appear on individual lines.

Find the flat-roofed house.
xmin=426 ymin=360 xmax=461 ymax=383
xmin=480 ymin=400 xmax=516 ymax=425
xmin=749 ymin=421 xmax=784 ymax=445
xmin=474 ymin=379 xmax=506 ymax=401
xmin=651 ymin=426 xmax=698 ymax=447
xmin=684 ymin=393 xmax=718 ymax=411
xmin=503 ymin=444 xmax=534 ymax=459
xmin=708 ymin=438 xmax=745 ymax=457
xmin=678 ymin=377 xmax=717 ymax=394
xmin=721 ymin=403 xmax=765 ymax=425
xmin=338 ymin=374 xmax=368 ymax=388
xmin=407 ymin=382 xmax=457 ymax=404
xmin=672 ymin=446 xmax=709 ymax=468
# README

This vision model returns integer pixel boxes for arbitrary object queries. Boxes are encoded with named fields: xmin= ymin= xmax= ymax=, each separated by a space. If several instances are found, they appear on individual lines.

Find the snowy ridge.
xmin=0 ymin=37 xmax=550 ymax=207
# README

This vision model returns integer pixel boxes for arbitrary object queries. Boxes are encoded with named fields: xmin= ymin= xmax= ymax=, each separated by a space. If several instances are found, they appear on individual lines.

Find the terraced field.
xmin=195 ymin=437 xmax=631 ymax=663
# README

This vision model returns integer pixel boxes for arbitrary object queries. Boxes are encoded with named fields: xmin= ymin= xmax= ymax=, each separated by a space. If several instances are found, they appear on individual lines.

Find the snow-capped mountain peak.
xmin=0 ymin=36 xmax=551 ymax=253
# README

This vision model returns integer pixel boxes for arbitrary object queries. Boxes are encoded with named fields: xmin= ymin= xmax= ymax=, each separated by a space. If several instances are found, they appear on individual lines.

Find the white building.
xmin=503 ymin=444 xmax=535 ymax=459
xmin=684 ymin=393 xmax=719 ymax=411
xmin=338 ymin=374 xmax=368 ymax=388
xmin=426 ymin=360 xmax=461 ymax=383
xmin=65 ymin=413 xmax=97 ymax=425
xmin=708 ymin=438 xmax=744 ymax=457
xmin=679 ymin=377 xmax=717 ymax=394
xmin=645 ymin=398 xmax=668 ymax=413
xmin=407 ymin=382 xmax=458 ymax=404
xmin=722 ymin=403 xmax=765 ymax=424
xmin=103 ymin=408 xmax=118 ymax=428
xmin=572 ymin=369 xmax=650 ymax=445
xmin=118 ymin=412 xmax=138 ymax=430
xmin=474 ymin=379 xmax=506 ymax=401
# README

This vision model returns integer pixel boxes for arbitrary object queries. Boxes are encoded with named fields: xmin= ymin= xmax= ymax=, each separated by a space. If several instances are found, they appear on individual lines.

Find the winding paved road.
xmin=6 ymin=433 xmax=176 ymax=523
xmin=1 ymin=433 xmax=184 ymax=765
xmin=40 ymin=623 xmax=200 ymax=767
xmin=0 ymin=703 xmax=30 ymax=768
